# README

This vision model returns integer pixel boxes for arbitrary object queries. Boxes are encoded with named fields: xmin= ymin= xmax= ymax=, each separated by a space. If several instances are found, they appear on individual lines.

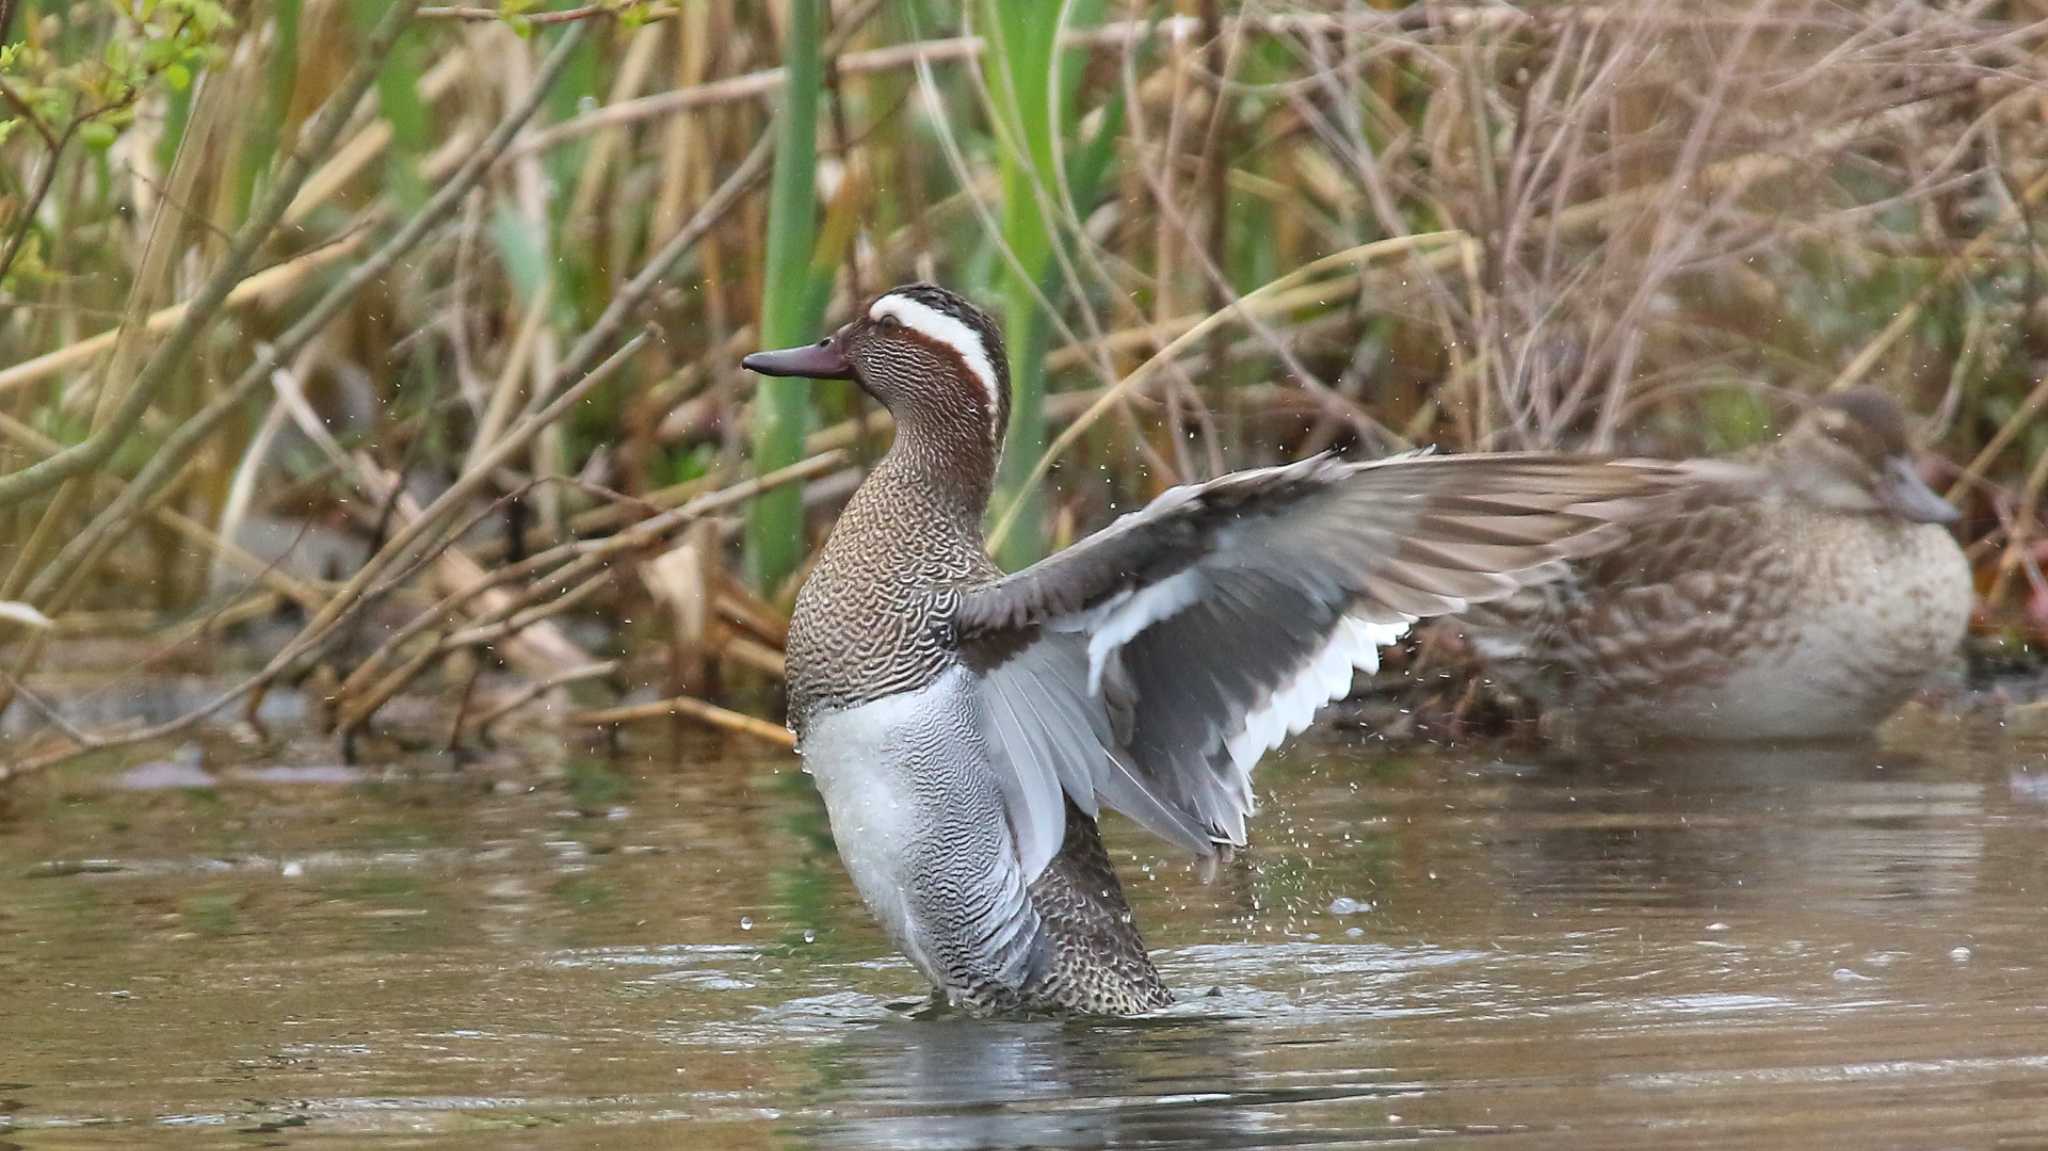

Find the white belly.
xmin=797 ymin=669 xmax=1038 ymax=994
xmin=801 ymin=681 xmax=950 ymax=974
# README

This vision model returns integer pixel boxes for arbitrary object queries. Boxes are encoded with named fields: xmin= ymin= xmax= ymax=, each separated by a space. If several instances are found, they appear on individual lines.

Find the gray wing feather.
xmin=975 ymin=635 xmax=1217 ymax=877
xmin=961 ymin=452 xmax=1683 ymax=860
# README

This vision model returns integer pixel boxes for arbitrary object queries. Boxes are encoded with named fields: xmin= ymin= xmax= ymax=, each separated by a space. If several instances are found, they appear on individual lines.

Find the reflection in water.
xmin=1489 ymin=739 xmax=1985 ymax=915
xmin=4 ymin=726 xmax=2048 ymax=1148
xmin=794 ymin=1018 xmax=1260 ymax=1151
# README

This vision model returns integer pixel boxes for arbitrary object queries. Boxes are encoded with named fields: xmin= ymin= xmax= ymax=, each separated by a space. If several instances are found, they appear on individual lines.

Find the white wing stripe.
xmin=1223 ymin=615 xmax=1412 ymax=793
xmin=1063 ymin=568 xmax=1206 ymax=694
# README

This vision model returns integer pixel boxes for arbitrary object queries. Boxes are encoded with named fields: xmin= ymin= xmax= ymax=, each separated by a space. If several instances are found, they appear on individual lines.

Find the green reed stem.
xmin=745 ymin=0 xmax=828 ymax=596
xmin=982 ymin=0 xmax=1063 ymax=569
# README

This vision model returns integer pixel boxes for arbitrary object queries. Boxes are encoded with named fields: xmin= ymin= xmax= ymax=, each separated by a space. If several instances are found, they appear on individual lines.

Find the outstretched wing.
xmin=959 ymin=453 xmax=1683 ymax=863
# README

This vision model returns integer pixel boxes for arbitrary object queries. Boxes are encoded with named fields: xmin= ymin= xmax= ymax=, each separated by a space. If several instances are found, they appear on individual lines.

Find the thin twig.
xmin=569 ymin=694 xmax=795 ymax=749
xmin=460 ymin=659 xmax=620 ymax=742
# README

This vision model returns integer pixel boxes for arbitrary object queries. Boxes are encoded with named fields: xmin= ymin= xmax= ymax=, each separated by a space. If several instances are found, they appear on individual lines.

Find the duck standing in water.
xmin=1461 ymin=388 xmax=1973 ymax=744
xmin=742 ymin=283 xmax=1680 ymax=1015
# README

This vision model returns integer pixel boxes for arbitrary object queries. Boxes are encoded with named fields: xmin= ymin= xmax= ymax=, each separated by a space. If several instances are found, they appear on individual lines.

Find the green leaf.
xmin=233 ymin=0 xmax=300 ymax=219
xmin=489 ymin=200 xmax=552 ymax=305
xmin=358 ymin=2 xmax=431 ymax=212
xmin=79 ymin=120 xmax=117 ymax=150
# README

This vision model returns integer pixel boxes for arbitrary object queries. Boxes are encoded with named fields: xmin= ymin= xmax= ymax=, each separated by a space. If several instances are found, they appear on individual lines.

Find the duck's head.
xmin=1780 ymin=387 xmax=1958 ymax=524
xmin=742 ymin=283 xmax=1010 ymax=462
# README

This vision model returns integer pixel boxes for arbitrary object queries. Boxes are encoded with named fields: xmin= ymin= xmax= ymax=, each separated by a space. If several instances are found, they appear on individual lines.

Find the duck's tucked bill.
xmin=744 ymin=282 xmax=1686 ymax=1016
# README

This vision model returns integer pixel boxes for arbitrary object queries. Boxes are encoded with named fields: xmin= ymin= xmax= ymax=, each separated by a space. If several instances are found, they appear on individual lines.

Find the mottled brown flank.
xmin=1021 ymin=803 xmax=1174 ymax=1014
xmin=1496 ymin=492 xmax=1803 ymax=703
xmin=1466 ymin=415 xmax=1973 ymax=742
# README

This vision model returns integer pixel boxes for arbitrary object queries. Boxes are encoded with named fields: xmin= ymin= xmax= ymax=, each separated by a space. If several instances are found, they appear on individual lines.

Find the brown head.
xmin=1779 ymin=387 xmax=1957 ymax=524
xmin=742 ymin=284 xmax=1010 ymax=492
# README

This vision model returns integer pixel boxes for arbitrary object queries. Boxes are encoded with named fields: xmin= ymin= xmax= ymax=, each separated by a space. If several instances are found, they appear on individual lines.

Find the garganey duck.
xmin=1462 ymin=388 xmax=1972 ymax=744
xmin=742 ymin=283 xmax=1680 ymax=1015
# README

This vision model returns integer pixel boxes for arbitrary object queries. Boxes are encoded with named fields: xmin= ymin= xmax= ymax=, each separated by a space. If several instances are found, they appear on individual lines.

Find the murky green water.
xmin=6 ymin=712 xmax=2048 ymax=1148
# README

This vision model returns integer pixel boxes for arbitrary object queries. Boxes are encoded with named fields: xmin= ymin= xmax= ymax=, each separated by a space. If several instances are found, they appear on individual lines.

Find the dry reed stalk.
xmin=464 ymin=22 xmax=565 ymax=512
xmin=986 ymin=229 xmax=1463 ymax=553
xmin=0 ymin=409 xmax=330 ymax=611
xmin=1987 ymin=440 xmax=2048 ymax=608
xmin=282 ymin=117 xmax=792 ymax=732
xmin=568 ymin=693 xmax=795 ymax=749
xmin=1950 ymin=374 xmax=2048 ymax=503
xmin=0 ymin=0 xmax=424 ymax=511
xmin=715 ymin=578 xmax=789 ymax=645
xmin=326 ymin=449 xmax=841 ymax=740
xmin=0 ymin=2 xmax=429 ymax=717
xmin=8 ymin=21 xmax=597 ymax=630
xmin=0 ymin=330 xmax=647 ymax=771
xmin=1135 ymin=21 xmax=1400 ymax=458
xmin=332 ymin=567 xmax=610 ymax=737
xmin=301 ymin=332 xmax=651 ymax=727
xmin=286 ymin=50 xmax=473 ymax=224
xmin=0 ymin=48 xmax=482 ymax=409
xmin=0 ymin=235 xmax=373 ymax=398
xmin=0 ymin=55 xmax=239 ymax=606
xmin=310 ymin=428 xmax=592 ymax=679
xmin=1828 ymin=164 xmax=2048 ymax=397
xmin=419 ymin=3 xmax=681 ymax=24
xmin=519 ymin=8 xmax=1879 ymax=156
xmin=334 ymin=450 xmax=842 ymax=705
xmin=0 ymin=19 xmax=598 ymax=740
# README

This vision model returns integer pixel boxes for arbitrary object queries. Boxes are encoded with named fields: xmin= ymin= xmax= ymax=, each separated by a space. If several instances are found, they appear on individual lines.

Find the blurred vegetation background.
xmin=2 ymin=0 xmax=2046 ymax=769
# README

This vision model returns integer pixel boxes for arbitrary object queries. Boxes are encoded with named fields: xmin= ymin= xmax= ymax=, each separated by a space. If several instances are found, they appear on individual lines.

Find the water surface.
xmin=6 ymin=713 xmax=2047 ymax=1148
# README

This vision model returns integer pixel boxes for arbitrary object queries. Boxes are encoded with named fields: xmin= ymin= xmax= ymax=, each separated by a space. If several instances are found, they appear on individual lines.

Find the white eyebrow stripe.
xmin=869 ymin=294 xmax=1002 ymax=441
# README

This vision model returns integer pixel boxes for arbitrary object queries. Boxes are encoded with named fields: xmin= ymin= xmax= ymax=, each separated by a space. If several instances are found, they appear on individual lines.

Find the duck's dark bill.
xmin=1879 ymin=457 xmax=1960 ymax=525
xmin=741 ymin=341 xmax=854 ymax=380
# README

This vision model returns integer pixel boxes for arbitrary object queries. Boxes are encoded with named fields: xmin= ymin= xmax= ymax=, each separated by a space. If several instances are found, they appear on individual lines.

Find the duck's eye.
xmin=876 ymin=314 xmax=901 ymax=330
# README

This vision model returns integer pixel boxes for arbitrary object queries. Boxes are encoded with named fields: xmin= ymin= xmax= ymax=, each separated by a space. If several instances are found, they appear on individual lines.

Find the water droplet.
xmin=802 ymin=929 xmax=816 ymax=944
xmin=1950 ymin=946 xmax=1972 ymax=963
xmin=739 ymin=916 xmax=753 ymax=931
